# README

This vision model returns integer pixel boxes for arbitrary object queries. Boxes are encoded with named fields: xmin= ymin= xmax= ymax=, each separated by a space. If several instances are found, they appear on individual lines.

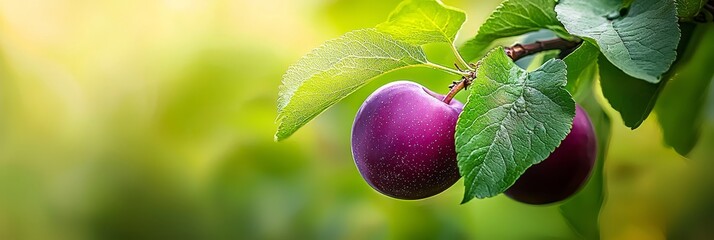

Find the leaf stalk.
xmin=424 ymin=62 xmax=469 ymax=76
xmin=451 ymin=44 xmax=474 ymax=71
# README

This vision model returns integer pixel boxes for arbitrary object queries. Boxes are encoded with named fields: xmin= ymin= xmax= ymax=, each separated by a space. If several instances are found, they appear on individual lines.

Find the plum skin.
xmin=504 ymin=104 xmax=597 ymax=205
xmin=351 ymin=81 xmax=463 ymax=200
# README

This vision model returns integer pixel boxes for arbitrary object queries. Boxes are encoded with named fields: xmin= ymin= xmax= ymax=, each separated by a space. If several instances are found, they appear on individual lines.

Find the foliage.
xmin=556 ymin=0 xmax=680 ymax=83
xmin=275 ymin=29 xmax=428 ymax=141
xmin=276 ymin=0 xmax=714 ymax=237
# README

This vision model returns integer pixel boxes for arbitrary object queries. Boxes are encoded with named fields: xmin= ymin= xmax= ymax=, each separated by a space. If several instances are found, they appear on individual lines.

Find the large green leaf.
xmin=459 ymin=0 xmax=568 ymax=61
xmin=376 ymin=0 xmax=466 ymax=45
xmin=555 ymin=0 xmax=680 ymax=83
xmin=599 ymin=55 xmax=664 ymax=129
xmin=677 ymin=0 xmax=706 ymax=20
xmin=559 ymin=83 xmax=612 ymax=240
xmin=275 ymin=29 xmax=428 ymax=141
xmin=456 ymin=48 xmax=575 ymax=202
xmin=600 ymin=23 xmax=697 ymax=130
xmin=656 ymin=25 xmax=714 ymax=156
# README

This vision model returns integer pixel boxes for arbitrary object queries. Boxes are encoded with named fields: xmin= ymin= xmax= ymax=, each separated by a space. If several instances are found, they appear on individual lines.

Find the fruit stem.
xmin=442 ymin=80 xmax=467 ymax=104
xmin=442 ymin=67 xmax=476 ymax=104
xmin=442 ymin=38 xmax=581 ymax=104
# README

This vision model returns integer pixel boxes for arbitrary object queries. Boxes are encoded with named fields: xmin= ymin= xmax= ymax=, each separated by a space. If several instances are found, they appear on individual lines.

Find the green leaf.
xmin=563 ymin=41 xmax=599 ymax=95
xmin=456 ymin=48 xmax=575 ymax=202
xmin=622 ymin=0 xmax=636 ymax=8
xmin=459 ymin=0 xmax=568 ymax=61
xmin=275 ymin=29 xmax=428 ymax=141
xmin=600 ymin=23 xmax=697 ymax=130
xmin=555 ymin=0 xmax=680 ymax=83
xmin=677 ymin=0 xmax=706 ymax=20
xmin=376 ymin=0 xmax=466 ymax=45
xmin=559 ymin=83 xmax=612 ymax=240
xmin=656 ymin=25 xmax=714 ymax=156
xmin=599 ymin=55 xmax=664 ymax=129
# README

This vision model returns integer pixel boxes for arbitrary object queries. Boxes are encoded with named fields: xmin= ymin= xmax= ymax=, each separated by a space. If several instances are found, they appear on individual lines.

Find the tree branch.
xmin=504 ymin=38 xmax=582 ymax=62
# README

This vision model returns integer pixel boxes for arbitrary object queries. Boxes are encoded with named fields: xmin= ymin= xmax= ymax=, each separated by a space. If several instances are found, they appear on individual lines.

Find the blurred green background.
xmin=0 ymin=0 xmax=712 ymax=239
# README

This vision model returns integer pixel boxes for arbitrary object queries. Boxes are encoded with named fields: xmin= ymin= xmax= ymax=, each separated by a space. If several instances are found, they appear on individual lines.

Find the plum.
xmin=505 ymin=105 xmax=597 ymax=205
xmin=351 ymin=81 xmax=463 ymax=200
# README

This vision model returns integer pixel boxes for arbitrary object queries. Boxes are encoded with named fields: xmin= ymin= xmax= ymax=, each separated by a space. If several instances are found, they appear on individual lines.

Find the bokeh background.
xmin=0 ymin=0 xmax=712 ymax=239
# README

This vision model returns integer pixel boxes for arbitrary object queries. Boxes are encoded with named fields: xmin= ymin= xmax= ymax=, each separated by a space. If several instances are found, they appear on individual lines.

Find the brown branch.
xmin=504 ymin=38 xmax=582 ymax=62
xmin=442 ymin=38 xmax=581 ymax=104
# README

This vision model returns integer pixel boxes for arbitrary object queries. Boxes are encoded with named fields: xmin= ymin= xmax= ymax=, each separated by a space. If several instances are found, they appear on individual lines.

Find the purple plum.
xmin=351 ymin=81 xmax=463 ymax=200
xmin=505 ymin=104 xmax=597 ymax=205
